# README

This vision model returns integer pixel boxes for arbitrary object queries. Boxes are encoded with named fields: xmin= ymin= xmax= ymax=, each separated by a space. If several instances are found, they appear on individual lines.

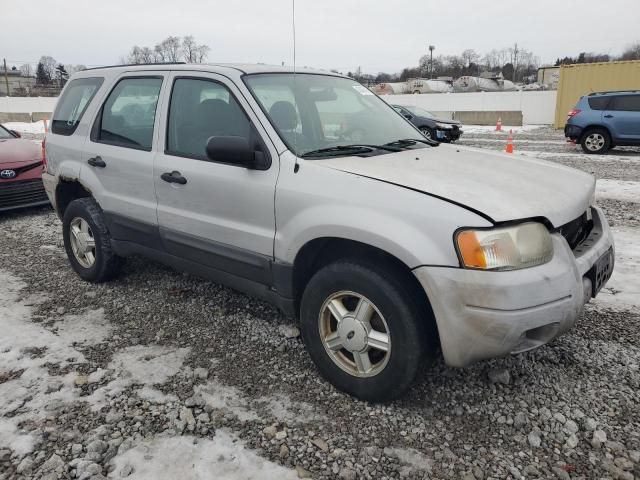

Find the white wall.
xmin=0 ymin=96 xmax=58 ymax=114
xmin=381 ymin=90 xmax=557 ymax=125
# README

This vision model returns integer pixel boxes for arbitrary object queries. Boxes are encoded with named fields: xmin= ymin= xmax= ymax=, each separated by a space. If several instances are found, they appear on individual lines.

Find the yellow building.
xmin=554 ymin=60 xmax=640 ymax=128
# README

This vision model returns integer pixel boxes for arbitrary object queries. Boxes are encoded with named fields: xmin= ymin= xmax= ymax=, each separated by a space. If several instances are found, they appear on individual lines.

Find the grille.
xmin=558 ymin=211 xmax=592 ymax=250
xmin=0 ymin=179 xmax=49 ymax=210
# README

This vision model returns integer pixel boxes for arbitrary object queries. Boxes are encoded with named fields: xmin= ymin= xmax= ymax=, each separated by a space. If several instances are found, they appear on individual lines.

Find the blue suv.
xmin=565 ymin=90 xmax=640 ymax=154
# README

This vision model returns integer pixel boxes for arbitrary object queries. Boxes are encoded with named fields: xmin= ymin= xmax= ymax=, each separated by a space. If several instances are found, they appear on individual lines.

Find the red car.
xmin=0 ymin=124 xmax=49 ymax=212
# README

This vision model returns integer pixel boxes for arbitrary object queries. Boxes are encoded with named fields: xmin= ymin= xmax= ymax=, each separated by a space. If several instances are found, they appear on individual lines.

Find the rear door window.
xmin=95 ymin=77 xmax=163 ymax=151
xmin=609 ymin=95 xmax=640 ymax=112
xmin=51 ymin=77 xmax=103 ymax=136
xmin=587 ymin=96 xmax=609 ymax=110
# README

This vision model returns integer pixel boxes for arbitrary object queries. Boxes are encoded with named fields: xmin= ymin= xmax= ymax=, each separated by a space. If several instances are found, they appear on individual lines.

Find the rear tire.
xmin=580 ymin=128 xmax=611 ymax=154
xmin=300 ymin=259 xmax=431 ymax=402
xmin=62 ymin=198 xmax=123 ymax=282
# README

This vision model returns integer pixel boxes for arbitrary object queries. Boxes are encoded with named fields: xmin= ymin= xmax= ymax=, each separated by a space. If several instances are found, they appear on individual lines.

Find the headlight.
xmin=455 ymin=222 xmax=553 ymax=270
xmin=435 ymin=122 xmax=453 ymax=130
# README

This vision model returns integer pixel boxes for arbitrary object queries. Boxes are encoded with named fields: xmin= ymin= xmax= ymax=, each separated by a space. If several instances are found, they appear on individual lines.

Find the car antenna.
xmin=292 ymin=0 xmax=300 ymax=173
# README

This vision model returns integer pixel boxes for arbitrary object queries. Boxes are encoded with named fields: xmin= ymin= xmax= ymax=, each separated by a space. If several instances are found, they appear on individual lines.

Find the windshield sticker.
xmin=353 ymin=85 xmax=374 ymax=96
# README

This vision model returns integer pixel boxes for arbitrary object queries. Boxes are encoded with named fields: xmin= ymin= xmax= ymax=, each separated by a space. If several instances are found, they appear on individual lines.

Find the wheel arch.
xmin=55 ymin=178 xmax=93 ymax=218
xmin=579 ymin=124 xmax=612 ymax=141
xmin=289 ymin=236 xmax=439 ymax=347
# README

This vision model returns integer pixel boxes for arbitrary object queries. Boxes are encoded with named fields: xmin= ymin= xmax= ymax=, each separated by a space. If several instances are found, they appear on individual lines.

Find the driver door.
xmin=153 ymin=72 xmax=279 ymax=284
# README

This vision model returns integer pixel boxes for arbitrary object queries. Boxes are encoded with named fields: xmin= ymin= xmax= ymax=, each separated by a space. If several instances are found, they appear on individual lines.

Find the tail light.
xmin=567 ymin=108 xmax=581 ymax=120
xmin=41 ymin=138 xmax=48 ymax=172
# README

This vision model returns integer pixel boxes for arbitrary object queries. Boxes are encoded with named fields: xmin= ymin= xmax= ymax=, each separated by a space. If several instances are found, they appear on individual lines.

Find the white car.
xmin=42 ymin=64 xmax=614 ymax=401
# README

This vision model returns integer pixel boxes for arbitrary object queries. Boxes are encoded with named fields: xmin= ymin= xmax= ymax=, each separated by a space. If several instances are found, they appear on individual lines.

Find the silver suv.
xmin=43 ymin=64 xmax=614 ymax=401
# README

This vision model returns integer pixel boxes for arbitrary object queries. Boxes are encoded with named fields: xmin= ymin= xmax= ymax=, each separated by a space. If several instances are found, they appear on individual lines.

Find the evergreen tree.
xmin=36 ymin=62 xmax=50 ymax=85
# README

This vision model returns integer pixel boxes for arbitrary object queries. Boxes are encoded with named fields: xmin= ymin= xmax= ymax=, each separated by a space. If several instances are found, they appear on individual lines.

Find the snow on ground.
xmin=88 ymin=344 xmax=191 ymax=411
xmin=516 ymin=150 xmax=640 ymax=162
xmin=0 ymin=271 xmax=91 ymax=455
xmin=109 ymin=431 xmax=298 ymax=480
xmin=462 ymin=124 xmax=544 ymax=134
xmin=595 ymin=179 xmax=640 ymax=204
xmin=593 ymin=227 xmax=640 ymax=310
xmin=2 ymin=120 xmax=47 ymax=135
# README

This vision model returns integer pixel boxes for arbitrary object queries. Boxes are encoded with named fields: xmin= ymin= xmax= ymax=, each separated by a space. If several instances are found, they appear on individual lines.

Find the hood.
xmin=315 ymin=145 xmax=594 ymax=227
xmin=432 ymin=117 xmax=461 ymax=126
xmin=0 ymin=138 xmax=41 ymax=166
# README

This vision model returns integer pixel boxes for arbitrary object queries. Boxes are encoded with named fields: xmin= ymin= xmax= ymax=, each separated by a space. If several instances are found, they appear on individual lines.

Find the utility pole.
xmin=3 ymin=59 xmax=10 ymax=97
xmin=512 ymin=43 xmax=519 ymax=82
xmin=429 ymin=45 xmax=435 ymax=79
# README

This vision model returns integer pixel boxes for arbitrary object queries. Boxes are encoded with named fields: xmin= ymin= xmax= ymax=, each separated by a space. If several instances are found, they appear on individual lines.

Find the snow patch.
xmin=0 ymin=271 xmax=84 ymax=455
xmin=596 ymin=179 xmax=640 ymax=204
xmin=109 ymin=432 xmax=298 ymax=480
xmin=593 ymin=227 xmax=640 ymax=310
xmin=195 ymin=381 xmax=260 ymax=422
xmin=54 ymin=308 xmax=112 ymax=346
xmin=88 ymin=345 xmax=190 ymax=411
xmin=384 ymin=447 xmax=433 ymax=475
xmin=2 ymin=120 xmax=47 ymax=135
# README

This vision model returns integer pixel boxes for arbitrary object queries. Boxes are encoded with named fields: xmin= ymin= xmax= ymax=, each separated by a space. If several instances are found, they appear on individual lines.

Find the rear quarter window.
xmin=587 ymin=96 xmax=609 ymax=110
xmin=51 ymin=77 xmax=104 ymax=136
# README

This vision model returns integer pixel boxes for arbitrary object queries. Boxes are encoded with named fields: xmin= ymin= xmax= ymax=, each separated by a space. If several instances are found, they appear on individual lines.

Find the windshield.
xmin=405 ymin=106 xmax=435 ymax=118
xmin=244 ymin=74 xmax=426 ymax=157
xmin=0 ymin=125 xmax=15 ymax=140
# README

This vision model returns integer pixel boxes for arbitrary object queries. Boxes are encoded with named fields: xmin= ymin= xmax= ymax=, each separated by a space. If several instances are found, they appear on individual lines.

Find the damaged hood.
xmin=315 ymin=144 xmax=595 ymax=227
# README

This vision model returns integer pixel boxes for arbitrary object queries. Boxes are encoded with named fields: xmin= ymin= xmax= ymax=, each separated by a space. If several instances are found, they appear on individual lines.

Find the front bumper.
xmin=414 ymin=206 xmax=614 ymax=367
xmin=0 ymin=178 xmax=50 ymax=212
xmin=436 ymin=128 xmax=463 ymax=142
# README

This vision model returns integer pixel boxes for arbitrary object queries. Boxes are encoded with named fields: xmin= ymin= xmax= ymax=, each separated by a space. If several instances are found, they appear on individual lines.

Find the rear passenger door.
xmin=82 ymin=72 xmax=165 ymax=248
xmin=602 ymin=95 xmax=640 ymax=142
xmin=153 ymin=73 xmax=279 ymax=283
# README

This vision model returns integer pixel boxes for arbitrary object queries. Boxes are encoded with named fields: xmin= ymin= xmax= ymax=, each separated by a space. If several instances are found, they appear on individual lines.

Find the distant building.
xmin=0 ymin=68 xmax=37 ymax=96
xmin=537 ymin=66 xmax=560 ymax=90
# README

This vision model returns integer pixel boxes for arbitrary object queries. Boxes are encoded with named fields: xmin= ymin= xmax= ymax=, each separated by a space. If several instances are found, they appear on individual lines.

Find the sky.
xmin=2 ymin=0 xmax=639 ymax=74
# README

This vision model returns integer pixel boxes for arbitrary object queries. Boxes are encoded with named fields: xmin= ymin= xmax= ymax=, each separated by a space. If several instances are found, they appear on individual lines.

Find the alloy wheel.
xmin=318 ymin=291 xmax=391 ymax=378
xmin=69 ymin=217 xmax=96 ymax=268
xmin=584 ymin=133 xmax=605 ymax=152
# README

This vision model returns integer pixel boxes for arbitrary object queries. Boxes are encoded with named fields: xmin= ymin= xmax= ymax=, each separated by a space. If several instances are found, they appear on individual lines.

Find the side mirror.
xmin=206 ymin=136 xmax=265 ymax=169
xmin=10 ymin=130 xmax=21 ymax=138
xmin=403 ymin=114 xmax=412 ymax=120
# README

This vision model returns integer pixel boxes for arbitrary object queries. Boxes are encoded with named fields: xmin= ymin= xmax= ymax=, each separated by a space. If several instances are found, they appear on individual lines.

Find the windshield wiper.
xmin=384 ymin=138 xmax=439 ymax=148
xmin=301 ymin=144 xmax=401 ymax=158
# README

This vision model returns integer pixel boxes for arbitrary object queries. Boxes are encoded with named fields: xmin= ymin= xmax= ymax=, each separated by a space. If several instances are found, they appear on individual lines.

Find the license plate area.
xmin=587 ymin=247 xmax=614 ymax=297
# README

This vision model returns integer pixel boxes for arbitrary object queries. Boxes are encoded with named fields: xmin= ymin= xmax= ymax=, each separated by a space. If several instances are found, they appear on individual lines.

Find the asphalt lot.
xmin=0 ymin=126 xmax=639 ymax=480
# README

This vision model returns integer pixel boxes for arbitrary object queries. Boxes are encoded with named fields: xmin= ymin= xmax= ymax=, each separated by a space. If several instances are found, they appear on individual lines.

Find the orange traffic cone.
xmin=495 ymin=117 xmax=502 ymax=132
xmin=505 ymin=129 xmax=514 ymax=154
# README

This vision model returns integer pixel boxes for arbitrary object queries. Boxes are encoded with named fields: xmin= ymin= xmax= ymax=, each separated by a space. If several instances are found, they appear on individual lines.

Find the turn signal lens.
xmin=456 ymin=223 xmax=553 ymax=271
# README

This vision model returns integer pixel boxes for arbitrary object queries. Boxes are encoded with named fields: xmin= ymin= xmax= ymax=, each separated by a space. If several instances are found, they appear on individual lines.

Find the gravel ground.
xmin=0 ymin=126 xmax=639 ymax=480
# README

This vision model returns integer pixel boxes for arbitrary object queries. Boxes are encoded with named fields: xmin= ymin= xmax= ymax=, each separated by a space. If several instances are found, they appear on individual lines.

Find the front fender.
xmin=274 ymin=155 xmax=492 ymax=268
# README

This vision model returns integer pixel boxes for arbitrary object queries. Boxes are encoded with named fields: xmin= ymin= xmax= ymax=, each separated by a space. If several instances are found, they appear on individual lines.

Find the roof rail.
xmin=588 ymin=90 xmax=640 ymax=96
xmin=82 ymin=62 xmax=186 ymax=71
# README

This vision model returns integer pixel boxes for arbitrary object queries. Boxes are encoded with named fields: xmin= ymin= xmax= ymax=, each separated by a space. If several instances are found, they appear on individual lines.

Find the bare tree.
xmin=461 ymin=49 xmax=479 ymax=68
xmin=39 ymin=56 xmax=58 ymax=80
xmin=155 ymin=36 xmax=182 ymax=62
xmin=621 ymin=41 xmax=640 ymax=60
xmin=182 ymin=36 xmax=198 ymax=62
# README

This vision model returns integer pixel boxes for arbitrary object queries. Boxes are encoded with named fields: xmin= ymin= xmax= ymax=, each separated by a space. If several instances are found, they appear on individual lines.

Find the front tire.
xmin=581 ymin=128 xmax=611 ymax=154
xmin=62 ymin=198 xmax=122 ymax=282
xmin=420 ymin=127 xmax=436 ymax=141
xmin=300 ymin=260 xmax=431 ymax=402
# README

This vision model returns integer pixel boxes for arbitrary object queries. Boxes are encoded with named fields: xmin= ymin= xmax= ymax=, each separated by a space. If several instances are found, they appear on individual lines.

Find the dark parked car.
xmin=0 ymin=124 xmax=49 ymax=212
xmin=392 ymin=105 xmax=463 ymax=142
xmin=565 ymin=90 xmax=640 ymax=154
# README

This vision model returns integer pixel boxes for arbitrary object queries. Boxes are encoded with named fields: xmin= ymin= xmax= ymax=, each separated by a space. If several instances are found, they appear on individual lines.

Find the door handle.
xmin=161 ymin=171 xmax=187 ymax=185
xmin=87 ymin=156 xmax=106 ymax=168
xmin=604 ymin=114 xmax=614 ymax=118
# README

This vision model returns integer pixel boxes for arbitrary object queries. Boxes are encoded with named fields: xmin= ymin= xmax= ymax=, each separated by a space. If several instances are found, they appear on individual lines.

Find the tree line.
xmin=123 ymin=36 xmax=210 ymax=64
